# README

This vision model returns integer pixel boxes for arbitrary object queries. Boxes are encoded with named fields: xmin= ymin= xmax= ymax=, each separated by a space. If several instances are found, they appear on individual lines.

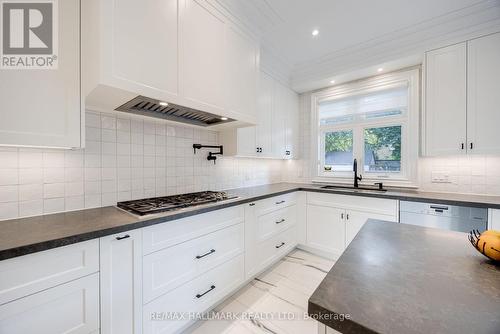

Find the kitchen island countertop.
xmin=308 ymin=219 xmax=500 ymax=334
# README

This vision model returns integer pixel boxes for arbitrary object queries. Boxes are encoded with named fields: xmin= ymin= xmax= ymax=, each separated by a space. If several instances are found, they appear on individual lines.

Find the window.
xmin=311 ymin=69 xmax=419 ymax=186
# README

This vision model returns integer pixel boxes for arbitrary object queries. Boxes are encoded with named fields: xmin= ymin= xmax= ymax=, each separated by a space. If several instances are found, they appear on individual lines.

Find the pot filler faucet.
xmin=353 ymin=158 xmax=362 ymax=188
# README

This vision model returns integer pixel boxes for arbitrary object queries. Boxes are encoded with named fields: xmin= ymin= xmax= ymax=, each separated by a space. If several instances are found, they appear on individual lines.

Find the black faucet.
xmin=353 ymin=158 xmax=362 ymax=188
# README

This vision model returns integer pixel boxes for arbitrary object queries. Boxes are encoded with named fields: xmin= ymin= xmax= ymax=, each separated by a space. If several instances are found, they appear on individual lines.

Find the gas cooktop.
xmin=116 ymin=191 xmax=237 ymax=216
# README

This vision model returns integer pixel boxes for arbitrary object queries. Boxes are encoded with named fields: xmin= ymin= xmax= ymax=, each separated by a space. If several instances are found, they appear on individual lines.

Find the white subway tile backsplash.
xmin=44 ymin=198 xmax=65 ymax=213
xmin=0 ymin=185 xmax=18 ymax=203
xmin=19 ymin=184 xmax=43 ymax=201
xmin=0 ymin=169 xmax=19 ymax=185
xmin=0 ymin=111 xmax=284 ymax=220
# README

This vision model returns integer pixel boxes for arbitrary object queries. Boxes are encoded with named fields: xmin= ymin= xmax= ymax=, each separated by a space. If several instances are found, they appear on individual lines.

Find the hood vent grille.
xmin=115 ymin=96 xmax=234 ymax=127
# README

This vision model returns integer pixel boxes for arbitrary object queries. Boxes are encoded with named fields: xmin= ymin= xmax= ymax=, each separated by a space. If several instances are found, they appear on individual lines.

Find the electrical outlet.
xmin=431 ymin=171 xmax=451 ymax=183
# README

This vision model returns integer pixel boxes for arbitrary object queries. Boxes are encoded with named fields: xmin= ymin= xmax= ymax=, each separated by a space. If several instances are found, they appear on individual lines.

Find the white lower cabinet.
xmin=100 ymin=229 xmax=143 ymax=334
xmin=0 ymin=273 xmax=99 ymax=334
xmin=245 ymin=194 xmax=298 ymax=279
xmin=143 ymin=255 xmax=245 ymax=334
xmin=306 ymin=193 xmax=399 ymax=259
xmin=489 ymin=209 xmax=500 ymax=230
xmin=143 ymin=223 xmax=244 ymax=303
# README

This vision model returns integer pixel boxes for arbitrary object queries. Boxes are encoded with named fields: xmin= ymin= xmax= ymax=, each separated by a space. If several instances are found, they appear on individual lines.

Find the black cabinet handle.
xmin=275 ymin=242 xmax=285 ymax=249
xmin=249 ymin=203 xmax=255 ymax=206
xmin=275 ymin=218 xmax=285 ymax=224
xmin=196 ymin=249 xmax=216 ymax=259
xmin=285 ymin=150 xmax=291 ymax=156
xmin=196 ymin=285 xmax=216 ymax=298
xmin=470 ymin=142 xmax=473 ymax=150
xmin=275 ymin=200 xmax=285 ymax=205
xmin=256 ymin=147 xmax=259 ymax=153
xmin=341 ymin=213 xmax=344 ymax=219
xmin=346 ymin=214 xmax=349 ymax=220
xmin=461 ymin=143 xmax=465 ymax=150
xmin=116 ymin=234 xmax=130 ymax=241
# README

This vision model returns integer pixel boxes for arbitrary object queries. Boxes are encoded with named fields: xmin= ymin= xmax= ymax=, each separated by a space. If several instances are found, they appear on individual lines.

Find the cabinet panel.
xmin=0 ymin=274 xmax=99 ymax=334
xmin=180 ymin=0 xmax=225 ymax=113
xmin=100 ymin=230 xmax=143 ymax=334
xmin=424 ymin=43 xmax=467 ymax=156
xmin=143 ymin=255 xmax=244 ymax=334
xmin=467 ymin=32 xmax=500 ymax=154
xmin=236 ymin=126 xmax=257 ymax=157
xmin=285 ymin=89 xmax=300 ymax=159
xmin=0 ymin=0 xmax=81 ymax=148
xmin=306 ymin=204 xmax=345 ymax=258
xmin=257 ymin=72 xmax=274 ymax=157
xmin=143 ymin=223 xmax=244 ymax=303
xmin=225 ymin=24 xmax=258 ymax=120
xmin=0 ymin=239 xmax=99 ymax=305
xmin=112 ymin=0 xmax=178 ymax=98
xmin=272 ymin=82 xmax=287 ymax=158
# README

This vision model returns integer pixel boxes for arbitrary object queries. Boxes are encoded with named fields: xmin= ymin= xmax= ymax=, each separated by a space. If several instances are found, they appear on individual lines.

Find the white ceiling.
xmin=217 ymin=0 xmax=500 ymax=92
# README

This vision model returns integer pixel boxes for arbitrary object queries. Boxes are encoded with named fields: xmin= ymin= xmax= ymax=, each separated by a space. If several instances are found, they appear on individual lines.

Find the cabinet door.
xmin=100 ymin=230 xmax=142 ymax=334
xmin=345 ymin=210 xmax=397 ymax=247
xmin=112 ymin=0 xmax=178 ymax=99
xmin=225 ymin=24 xmax=259 ymax=121
xmin=0 ymin=274 xmax=99 ymax=334
xmin=306 ymin=205 xmax=345 ymax=258
xmin=179 ymin=0 xmax=225 ymax=113
xmin=467 ymin=32 xmax=500 ymax=154
xmin=489 ymin=209 xmax=500 ymax=230
xmin=272 ymin=81 xmax=287 ymax=158
xmin=424 ymin=43 xmax=467 ymax=156
xmin=0 ymin=0 xmax=81 ymax=148
xmin=236 ymin=126 xmax=257 ymax=157
xmin=285 ymin=89 xmax=299 ymax=159
xmin=256 ymin=72 xmax=274 ymax=157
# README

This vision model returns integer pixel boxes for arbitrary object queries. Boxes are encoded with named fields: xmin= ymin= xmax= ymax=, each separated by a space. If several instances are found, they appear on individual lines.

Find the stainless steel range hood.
xmin=115 ymin=96 xmax=235 ymax=127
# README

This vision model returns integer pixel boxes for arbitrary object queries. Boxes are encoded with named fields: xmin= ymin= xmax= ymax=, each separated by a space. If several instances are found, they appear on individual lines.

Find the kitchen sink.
xmin=320 ymin=185 xmax=387 ymax=192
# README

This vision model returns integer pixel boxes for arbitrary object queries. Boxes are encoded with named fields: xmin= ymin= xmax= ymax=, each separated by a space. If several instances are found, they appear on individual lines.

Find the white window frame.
xmin=311 ymin=68 xmax=420 ymax=187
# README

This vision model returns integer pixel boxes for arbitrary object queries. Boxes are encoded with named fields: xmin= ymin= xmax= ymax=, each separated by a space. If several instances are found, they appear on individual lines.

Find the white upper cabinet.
xmin=0 ymin=0 xmax=82 ymax=148
xmin=179 ymin=0 xmax=225 ymax=114
xmin=220 ymin=71 xmax=299 ymax=159
xmin=256 ymin=72 xmax=274 ymax=157
xmin=83 ymin=0 xmax=179 ymax=111
xmin=467 ymin=32 xmax=500 ymax=154
xmin=423 ymin=32 xmax=500 ymax=156
xmin=424 ymin=43 xmax=467 ymax=156
xmin=84 ymin=0 xmax=259 ymax=127
xmin=225 ymin=24 xmax=259 ymax=121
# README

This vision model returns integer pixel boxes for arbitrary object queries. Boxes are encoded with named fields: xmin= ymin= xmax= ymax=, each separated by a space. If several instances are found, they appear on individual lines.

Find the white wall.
xmin=0 ymin=111 xmax=284 ymax=220
xmin=283 ymin=93 xmax=500 ymax=196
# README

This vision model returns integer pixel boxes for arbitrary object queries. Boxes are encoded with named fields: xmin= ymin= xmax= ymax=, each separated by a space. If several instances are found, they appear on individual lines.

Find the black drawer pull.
xmin=196 ymin=285 xmax=216 ymax=298
xmin=275 ymin=242 xmax=285 ymax=249
xmin=249 ymin=203 xmax=256 ymax=206
xmin=116 ymin=234 xmax=130 ymax=241
xmin=195 ymin=249 xmax=216 ymax=259
xmin=275 ymin=219 xmax=285 ymax=224
xmin=275 ymin=200 xmax=285 ymax=205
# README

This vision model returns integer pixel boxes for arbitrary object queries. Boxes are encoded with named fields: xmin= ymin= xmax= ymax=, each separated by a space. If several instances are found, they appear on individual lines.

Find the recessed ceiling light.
xmin=377 ymin=68 xmax=384 ymax=72
xmin=159 ymin=101 xmax=169 ymax=106
xmin=312 ymin=29 xmax=319 ymax=37
xmin=330 ymin=80 xmax=335 ymax=84
xmin=220 ymin=117 xmax=228 ymax=121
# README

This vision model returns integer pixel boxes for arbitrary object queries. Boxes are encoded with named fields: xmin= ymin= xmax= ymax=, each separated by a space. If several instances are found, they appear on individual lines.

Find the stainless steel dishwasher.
xmin=399 ymin=201 xmax=488 ymax=233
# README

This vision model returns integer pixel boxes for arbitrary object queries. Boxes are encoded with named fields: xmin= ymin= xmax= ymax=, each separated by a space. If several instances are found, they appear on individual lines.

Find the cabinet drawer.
xmin=143 ymin=223 xmax=244 ymax=304
xmin=143 ymin=255 xmax=244 ymax=334
xmin=257 ymin=205 xmax=296 ymax=242
xmin=255 ymin=192 xmax=298 ymax=216
xmin=0 ymin=273 xmax=99 ymax=334
xmin=142 ymin=205 xmax=244 ymax=255
xmin=307 ymin=192 xmax=398 ymax=216
xmin=256 ymin=227 xmax=297 ymax=273
xmin=0 ymin=240 xmax=99 ymax=305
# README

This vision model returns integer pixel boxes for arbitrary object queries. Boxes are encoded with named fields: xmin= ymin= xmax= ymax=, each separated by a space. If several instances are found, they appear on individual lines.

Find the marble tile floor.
xmin=185 ymin=249 xmax=337 ymax=334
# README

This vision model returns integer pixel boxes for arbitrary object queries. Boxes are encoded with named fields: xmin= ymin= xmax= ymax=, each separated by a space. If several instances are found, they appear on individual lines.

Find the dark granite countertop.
xmin=1 ymin=182 xmax=500 ymax=261
xmin=308 ymin=220 xmax=500 ymax=334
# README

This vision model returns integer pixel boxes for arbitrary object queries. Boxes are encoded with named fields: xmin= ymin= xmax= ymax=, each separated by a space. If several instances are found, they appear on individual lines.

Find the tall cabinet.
xmin=220 ymin=71 xmax=300 ymax=159
xmin=423 ymin=32 xmax=500 ymax=156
